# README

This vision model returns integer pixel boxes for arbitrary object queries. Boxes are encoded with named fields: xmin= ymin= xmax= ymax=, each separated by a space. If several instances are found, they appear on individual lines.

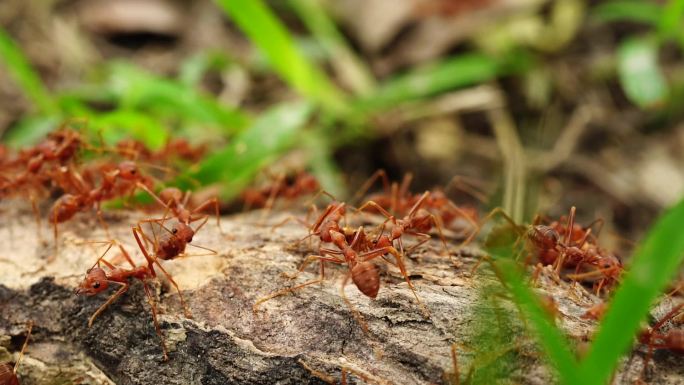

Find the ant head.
xmin=171 ymin=222 xmax=194 ymax=243
xmin=118 ymin=161 xmax=140 ymax=180
xmin=76 ymin=267 xmax=109 ymax=295
xmin=529 ymin=225 xmax=560 ymax=248
xmin=598 ymin=255 xmax=621 ymax=273
xmin=297 ymin=173 xmax=319 ymax=192
xmin=160 ymin=188 xmax=183 ymax=204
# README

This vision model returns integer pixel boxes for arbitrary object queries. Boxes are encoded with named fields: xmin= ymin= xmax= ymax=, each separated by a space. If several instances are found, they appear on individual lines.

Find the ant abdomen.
xmin=528 ymin=225 xmax=560 ymax=250
xmin=0 ymin=362 xmax=19 ymax=385
xmin=351 ymin=262 xmax=380 ymax=298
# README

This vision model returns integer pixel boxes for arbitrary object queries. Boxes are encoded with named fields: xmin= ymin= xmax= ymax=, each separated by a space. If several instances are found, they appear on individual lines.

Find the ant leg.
xmin=141 ymin=279 xmax=169 ymax=361
xmin=133 ymin=227 xmax=192 ymax=318
xmin=94 ymin=201 xmax=111 ymax=239
xmin=339 ymin=272 xmax=369 ymax=333
xmin=29 ymin=194 xmax=42 ymax=241
xmin=449 ymin=343 xmax=461 ymax=385
xmin=282 ymin=253 xmax=341 ymax=280
xmin=554 ymin=207 xmax=576 ymax=275
xmin=13 ymin=320 xmax=33 ymax=374
xmin=87 ymin=281 xmax=129 ymax=327
xmin=356 ymin=200 xmax=396 ymax=223
xmin=445 ymin=174 xmax=489 ymax=203
xmin=461 ymin=207 xmax=524 ymax=246
xmin=253 ymin=254 xmax=344 ymax=311
xmin=298 ymin=359 xmax=335 ymax=384
xmin=352 ymin=169 xmax=390 ymax=205
xmin=189 ymin=197 xmax=223 ymax=233
xmin=260 ymin=173 xmax=286 ymax=223
xmin=446 ymin=201 xmax=480 ymax=247
xmin=252 ymin=278 xmax=325 ymax=312
xmin=404 ymin=232 xmax=431 ymax=255
xmin=360 ymin=246 xmax=430 ymax=318
xmin=270 ymin=214 xmax=309 ymax=233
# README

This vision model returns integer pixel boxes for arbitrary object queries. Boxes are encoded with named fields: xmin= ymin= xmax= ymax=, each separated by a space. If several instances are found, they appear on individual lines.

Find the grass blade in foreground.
xmin=215 ymin=0 xmax=347 ymax=113
xmin=0 ymin=28 xmax=57 ymax=114
xmin=489 ymin=258 xmax=582 ymax=385
xmin=579 ymin=197 xmax=684 ymax=385
xmin=289 ymin=0 xmax=376 ymax=96
xmin=592 ymin=1 xmax=662 ymax=25
xmin=187 ymin=101 xmax=313 ymax=199
xmin=357 ymin=53 xmax=501 ymax=112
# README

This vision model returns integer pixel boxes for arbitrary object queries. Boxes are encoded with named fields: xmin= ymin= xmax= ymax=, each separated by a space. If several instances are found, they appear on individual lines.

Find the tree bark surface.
xmin=0 ymin=206 xmax=681 ymax=384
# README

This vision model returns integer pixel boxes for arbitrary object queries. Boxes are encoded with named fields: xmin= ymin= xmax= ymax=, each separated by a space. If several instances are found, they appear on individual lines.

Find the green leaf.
xmin=107 ymin=63 xmax=250 ymax=132
xmin=89 ymin=109 xmax=169 ymax=150
xmin=4 ymin=115 xmax=60 ymax=147
xmin=215 ymin=0 xmax=347 ymax=113
xmin=358 ymin=53 xmax=502 ymax=111
xmin=592 ymin=1 xmax=662 ymax=25
xmin=578 ymin=197 xmax=684 ymax=385
xmin=0 ymin=28 xmax=58 ymax=114
xmin=186 ymin=101 xmax=313 ymax=199
xmin=659 ymin=0 xmax=684 ymax=43
xmin=617 ymin=37 xmax=668 ymax=108
xmin=178 ymin=51 xmax=232 ymax=87
xmin=289 ymin=0 xmax=376 ymax=96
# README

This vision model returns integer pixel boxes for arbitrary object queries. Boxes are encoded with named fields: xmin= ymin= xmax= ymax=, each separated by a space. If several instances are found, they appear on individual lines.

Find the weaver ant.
xmin=75 ymin=240 xmax=184 ymax=360
xmin=48 ymin=160 xmax=156 ymax=253
xmin=255 ymin=224 xmax=429 ymax=330
xmin=137 ymin=186 xmax=222 ymax=233
xmin=0 ymin=321 xmax=32 ymax=385
xmin=636 ymin=303 xmax=684 ymax=381
xmin=357 ymin=190 xmax=450 ymax=257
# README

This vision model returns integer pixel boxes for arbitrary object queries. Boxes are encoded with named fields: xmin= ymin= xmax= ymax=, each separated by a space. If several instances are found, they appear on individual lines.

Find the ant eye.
xmin=93 ymin=282 xmax=100 ymax=289
xmin=172 ymin=228 xmax=178 ymax=234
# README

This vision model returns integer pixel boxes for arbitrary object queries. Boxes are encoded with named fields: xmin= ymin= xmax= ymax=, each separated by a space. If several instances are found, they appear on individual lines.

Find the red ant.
xmin=636 ymin=303 xmax=684 ymax=381
xmin=137 ymin=186 xmax=222 ymax=232
xmin=255 ymin=223 xmax=429 ymax=329
xmin=355 ymin=171 xmax=481 ymax=239
xmin=0 ymin=321 xmax=32 ymax=385
xmin=48 ymin=161 xmax=155 ymax=252
xmin=241 ymin=171 xmax=320 ymax=217
xmin=357 ymin=190 xmax=450 ymax=257
xmin=75 ymin=240 xmax=179 ymax=361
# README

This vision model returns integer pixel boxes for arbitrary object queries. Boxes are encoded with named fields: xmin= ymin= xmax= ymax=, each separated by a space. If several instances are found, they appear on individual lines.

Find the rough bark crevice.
xmin=0 ymin=208 xmax=681 ymax=384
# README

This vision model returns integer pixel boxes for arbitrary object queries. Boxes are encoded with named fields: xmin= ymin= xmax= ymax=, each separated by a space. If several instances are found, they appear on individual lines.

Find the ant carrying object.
xmin=0 ymin=321 xmax=33 ymax=385
xmin=75 ymin=240 xmax=185 ymax=361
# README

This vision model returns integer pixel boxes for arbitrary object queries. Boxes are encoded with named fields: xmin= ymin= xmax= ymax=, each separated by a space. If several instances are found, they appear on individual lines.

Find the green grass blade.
xmin=592 ymin=1 xmax=662 ymax=25
xmin=302 ymin=130 xmax=345 ymax=198
xmin=108 ymin=63 xmax=250 ymax=132
xmin=186 ymin=101 xmax=313 ymax=198
xmin=215 ymin=0 xmax=347 ymax=113
xmin=489 ymin=258 xmax=582 ymax=385
xmin=289 ymin=0 xmax=376 ymax=96
xmin=0 ymin=28 xmax=58 ymax=114
xmin=89 ymin=109 xmax=169 ymax=150
xmin=659 ymin=0 xmax=684 ymax=46
xmin=3 ymin=116 xmax=60 ymax=147
xmin=357 ymin=53 xmax=503 ymax=112
xmin=617 ymin=37 xmax=668 ymax=108
xmin=579 ymin=197 xmax=684 ymax=385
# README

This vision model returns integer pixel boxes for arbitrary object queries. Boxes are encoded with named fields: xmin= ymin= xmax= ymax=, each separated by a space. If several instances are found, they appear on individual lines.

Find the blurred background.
xmin=1 ymin=0 xmax=683 ymax=253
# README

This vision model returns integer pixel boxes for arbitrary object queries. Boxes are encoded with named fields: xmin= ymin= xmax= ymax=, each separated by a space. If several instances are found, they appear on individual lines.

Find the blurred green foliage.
xmin=1 ymin=1 xmax=684 ymax=383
